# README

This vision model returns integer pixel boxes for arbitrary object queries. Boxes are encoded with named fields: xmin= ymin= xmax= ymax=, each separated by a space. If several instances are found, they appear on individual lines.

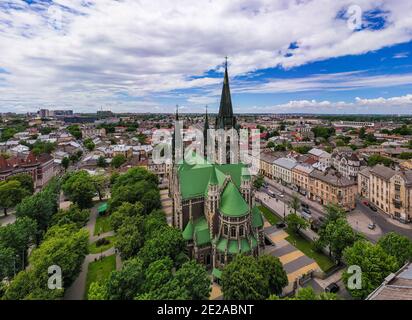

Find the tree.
xmin=97 ymin=156 xmax=108 ymax=168
xmin=0 ymin=180 xmax=29 ymax=216
xmin=4 ymin=223 xmax=88 ymax=300
xmin=289 ymin=193 xmax=301 ymax=214
xmin=285 ymin=213 xmax=308 ymax=234
xmin=258 ymin=255 xmax=288 ymax=295
xmin=342 ymin=240 xmax=399 ymax=299
xmin=83 ymin=138 xmax=95 ymax=151
xmin=398 ymin=152 xmax=412 ymax=160
xmin=87 ymin=281 xmax=107 ymax=300
xmin=111 ymin=154 xmax=127 ymax=168
xmin=62 ymin=157 xmax=70 ymax=171
xmin=67 ymin=125 xmax=82 ymax=139
xmin=318 ymin=218 xmax=357 ymax=262
xmin=62 ymin=171 xmax=96 ymax=209
xmin=106 ymin=257 xmax=145 ymax=300
xmin=138 ymin=226 xmax=185 ymax=267
xmin=143 ymin=257 xmax=173 ymax=294
xmin=0 ymin=217 xmax=37 ymax=272
xmin=31 ymin=141 xmax=56 ymax=155
xmin=110 ymin=202 xmax=144 ymax=232
xmin=143 ymin=209 xmax=167 ymax=240
xmin=50 ymin=205 xmax=90 ymax=228
xmin=266 ymin=141 xmax=275 ymax=149
xmin=141 ymin=189 xmax=161 ymax=214
xmin=221 ymin=254 xmax=269 ymax=300
xmin=0 ymin=245 xmax=16 ymax=280
xmin=115 ymin=215 xmax=145 ymax=259
xmin=358 ymin=127 xmax=366 ymax=139
xmin=173 ymin=260 xmax=211 ymax=300
xmin=6 ymin=173 xmax=34 ymax=195
xmin=253 ymin=174 xmax=264 ymax=190
xmin=16 ymin=190 xmax=57 ymax=241
xmin=367 ymin=154 xmax=393 ymax=167
xmin=377 ymin=232 xmax=412 ymax=267
xmin=91 ymin=174 xmax=108 ymax=201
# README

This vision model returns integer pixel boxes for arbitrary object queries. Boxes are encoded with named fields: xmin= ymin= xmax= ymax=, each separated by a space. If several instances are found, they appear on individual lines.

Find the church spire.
xmin=175 ymin=104 xmax=179 ymax=121
xmin=203 ymin=105 xmax=209 ymax=157
xmin=216 ymin=57 xmax=235 ymax=130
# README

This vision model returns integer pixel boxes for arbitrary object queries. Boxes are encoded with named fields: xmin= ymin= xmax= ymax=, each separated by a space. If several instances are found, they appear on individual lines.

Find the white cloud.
xmin=260 ymin=94 xmax=412 ymax=114
xmin=0 ymin=0 xmax=412 ymax=112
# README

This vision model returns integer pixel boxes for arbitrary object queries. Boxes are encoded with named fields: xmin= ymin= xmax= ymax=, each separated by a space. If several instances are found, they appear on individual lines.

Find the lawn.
xmin=88 ymin=236 xmax=116 ymax=254
xmin=94 ymin=214 xmax=113 ymax=236
xmin=285 ymin=230 xmax=335 ymax=273
xmin=258 ymin=205 xmax=282 ymax=225
xmin=259 ymin=205 xmax=335 ymax=273
xmin=85 ymin=254 xmax=116 ymax=299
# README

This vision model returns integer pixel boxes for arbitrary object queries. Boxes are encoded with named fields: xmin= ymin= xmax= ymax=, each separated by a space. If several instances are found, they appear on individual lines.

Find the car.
xmin=325 ymin=282 xmax=340 ymax=293
xmin=362 ymin=200 xmax=369 ymax=206
xmin=268 ymin=190 xmax=276 ymax=198
xmin=369 ymin=205 xmax=378 ymax=212
xmin=277 ymin=193 xmax=284 ymax=198
xmin=368 ymin=223 xmax=376 ymax=230
xmin=276 ymin=222 xmax=286 ymax=229
xmin=302 ymin=208 xmax=311 ymax=215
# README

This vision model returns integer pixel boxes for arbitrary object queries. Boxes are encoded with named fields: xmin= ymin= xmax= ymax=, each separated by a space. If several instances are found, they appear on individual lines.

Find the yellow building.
xmin=292 ymin=164 xmax=313 ymax=195
xmin=309 ymin=169 xmax=357 ymax=211
xmin=364 ymin=165 xmax=412 ymax=223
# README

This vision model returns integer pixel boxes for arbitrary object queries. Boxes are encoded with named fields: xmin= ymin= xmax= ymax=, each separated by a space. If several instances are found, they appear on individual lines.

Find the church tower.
xmin=215 ymin=58 xmax=236 ymax=130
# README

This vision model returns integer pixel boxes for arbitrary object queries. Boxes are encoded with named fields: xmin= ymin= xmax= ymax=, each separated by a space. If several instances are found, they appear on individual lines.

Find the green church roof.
xmin=251 ymin=206 xmax=264 ymax=228
xmin=182 ymin=220 xmax=194 ymax=240
xmin=228 ymin=240 xmax=239 ymax=254
xmin=177 ymin=155 xmax=250 ymax=200
xmin=240 ymin=238 xmax=251 ymax=253
xmin=216 ymin=238 xmax=228 ymax=252
xmin=182 ymin=217 xmax=211 ymax=246
xmin=219 ymin=181 xmax=249 ymax=217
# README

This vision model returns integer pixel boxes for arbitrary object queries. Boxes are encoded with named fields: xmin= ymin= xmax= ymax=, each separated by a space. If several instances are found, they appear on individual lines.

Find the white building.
xmin=273 ymin=157 xmax=297 ymax=185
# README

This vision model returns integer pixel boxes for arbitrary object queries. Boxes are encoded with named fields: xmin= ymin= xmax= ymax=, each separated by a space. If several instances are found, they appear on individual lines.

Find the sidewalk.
xmin=264 ymin=177 xmax=326 ymax=214
xmin=64 ymin=201 xmax=120 ymax=300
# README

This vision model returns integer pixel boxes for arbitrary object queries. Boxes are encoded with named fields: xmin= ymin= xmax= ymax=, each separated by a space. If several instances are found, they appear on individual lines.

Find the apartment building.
xmin=362 ymin=165 xmax=412 ymax=223
xmin=308 ymin=148 xmax=331 ymax=167
xmin=309 ymin=169 xmax=357 ymax=211
xmin=292 ymin=163 xmax=314 ymax=195
xmin=331 ymin=151 xmax=361 ymax=179
xmin=259 ymin=152 xmax=277 ymax=178
xmin=273 ymin=157 xmax=297 ymax=185
xmin=358 ymin=167 xmax=371 ymax=198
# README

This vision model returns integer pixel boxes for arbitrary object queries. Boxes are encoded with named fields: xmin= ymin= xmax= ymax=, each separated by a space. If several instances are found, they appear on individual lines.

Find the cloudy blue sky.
xmin=1 ymin=0 xmax=412 ymax=114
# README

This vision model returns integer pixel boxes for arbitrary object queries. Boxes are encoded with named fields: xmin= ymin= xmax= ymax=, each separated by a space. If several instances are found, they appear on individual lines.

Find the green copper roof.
xmin=177 ymin=154 xmax=250 ymax=199
xmin=240 ymin=238 xmax=251 ymax=253
xmin=182 ymin=220 xmax=194 ymax=240
xmin=209 ymin=167 xmax=219 ymax=185
xmin=228 ymin=240 xmax=239 ymax=254
xmin=216 ymin=238 xmax=228 ymax=252
xmin=212 ymin=268 xmax=222 ymax=279
xmin=193 ymin=217 xmax=211 ymax=246
xmin=219 ymin=181 xmax=249 ymax=217
xmin=251 ymin=206 xmax=264 ymax=228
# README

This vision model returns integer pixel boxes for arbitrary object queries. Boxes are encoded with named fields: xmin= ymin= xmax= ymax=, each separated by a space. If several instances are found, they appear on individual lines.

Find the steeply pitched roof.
xmin=215 ymin=62 xmax=236 ymax=129
xmin=251 ymin=206 xmax=264 ymax=228
xmin=182 ymin=217 xmax=211 ymax=246
xmin=219 ymin=181 xmax=249 ymax=217
xmin=177 ymin=156 xmax=249 ymax=199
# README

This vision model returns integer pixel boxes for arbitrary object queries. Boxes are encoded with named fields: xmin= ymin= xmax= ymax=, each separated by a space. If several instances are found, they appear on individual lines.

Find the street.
xmin=260 ymin=176 xmax=412 ymax=242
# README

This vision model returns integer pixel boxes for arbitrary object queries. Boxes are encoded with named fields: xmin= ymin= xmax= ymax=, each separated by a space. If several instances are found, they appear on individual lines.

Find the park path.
xmin=64 ymin=202 xmax=120 ymax=300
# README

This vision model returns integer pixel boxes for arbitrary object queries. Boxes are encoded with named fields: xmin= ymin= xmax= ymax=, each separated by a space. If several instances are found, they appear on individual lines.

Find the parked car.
xmin=325 ymin=282 xmax=340 ymax=293
xmin=268 ymin=190 xmax=276 ymax=198
xmin=368 ymin=223 xmax=376 ymax=230
xmin=276 ymin=222 xmax=286 ymax=229
xmin=369 ymin=205 xmax=378 ymax=212
xmin=277 ymin=193 xmax=284 ymax=198
xmin=362 ymin=200 xmax=369 ymax=206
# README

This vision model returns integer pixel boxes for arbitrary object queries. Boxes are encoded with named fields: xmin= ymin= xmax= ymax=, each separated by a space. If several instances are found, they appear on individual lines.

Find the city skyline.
xmin=1 ymin=1 xmax=412 ymax=114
